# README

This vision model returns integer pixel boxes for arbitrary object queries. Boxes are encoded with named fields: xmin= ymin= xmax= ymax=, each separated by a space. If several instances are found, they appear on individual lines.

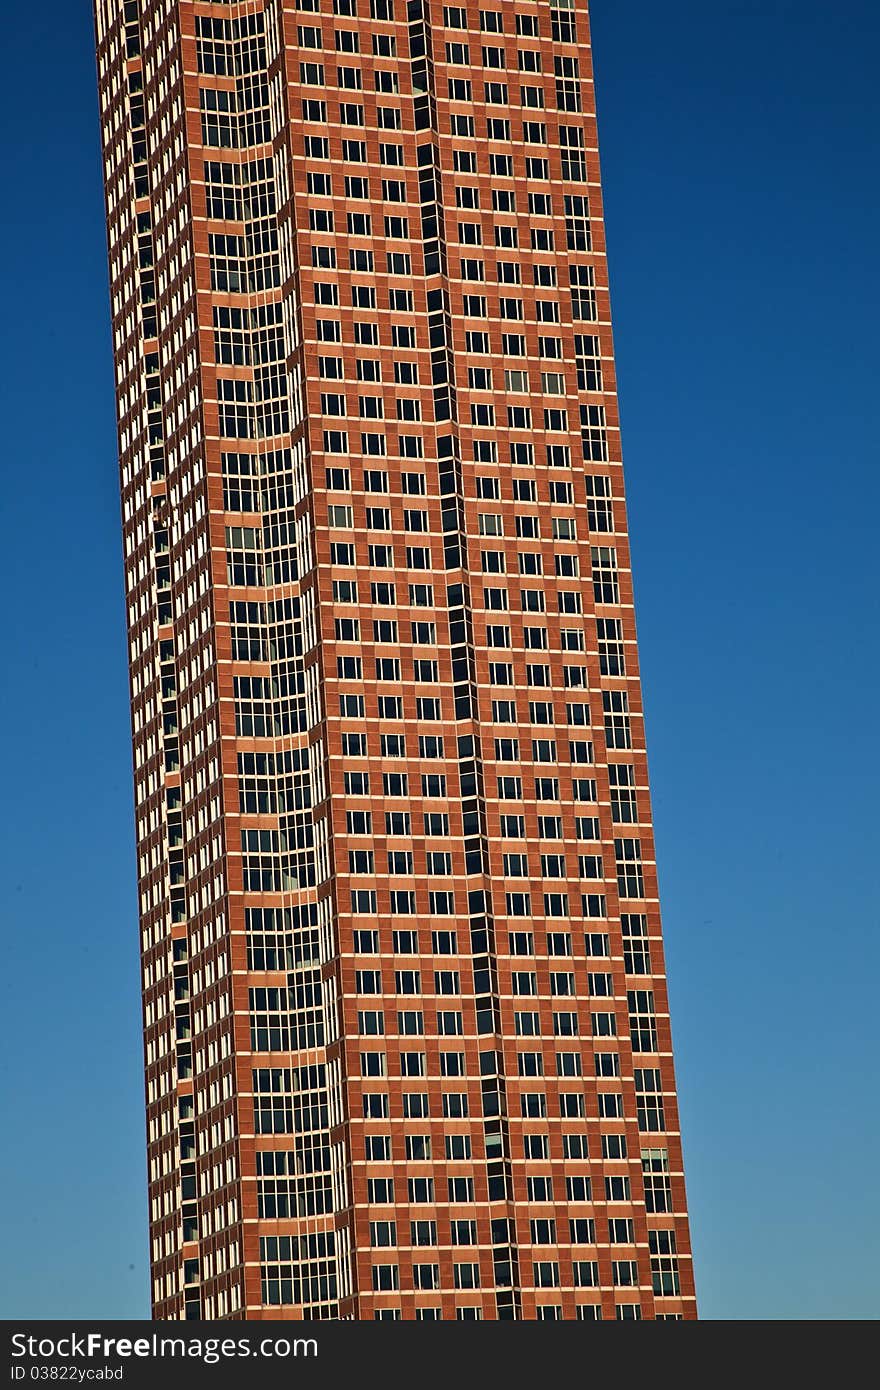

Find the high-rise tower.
xmin=95 ymin=0 xmax=695 ymax=1320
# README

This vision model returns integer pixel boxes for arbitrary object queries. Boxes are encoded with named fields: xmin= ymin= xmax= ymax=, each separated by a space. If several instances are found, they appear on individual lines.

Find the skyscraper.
xmin=95 ymin=0 xmax=695 ymax=1321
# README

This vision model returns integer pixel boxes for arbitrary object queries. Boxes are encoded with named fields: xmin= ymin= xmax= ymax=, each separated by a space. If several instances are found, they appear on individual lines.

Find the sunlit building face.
xmin=95 ymin=0 xmax=696 ymax=1321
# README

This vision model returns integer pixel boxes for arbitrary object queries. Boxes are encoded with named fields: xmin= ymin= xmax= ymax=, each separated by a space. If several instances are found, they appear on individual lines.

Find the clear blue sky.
xmin=0 ymin=1 xmax=877 ymax=1320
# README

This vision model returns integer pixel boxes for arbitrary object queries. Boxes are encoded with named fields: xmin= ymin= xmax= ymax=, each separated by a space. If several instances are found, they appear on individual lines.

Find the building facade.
xmin=95 ymin=0 xmax=696 ymax=1320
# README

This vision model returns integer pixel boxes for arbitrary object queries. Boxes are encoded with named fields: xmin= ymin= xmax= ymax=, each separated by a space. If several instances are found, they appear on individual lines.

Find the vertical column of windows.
xmin=206 ymin=0 xmax=347 ymax=1318
xmin=432 ymin=0 xmax=695 ymax=1319
xmin=413 ymin=0 xmax=520 ymax=1318
xmin=99 ymin=0 xmax=203 ymax=1323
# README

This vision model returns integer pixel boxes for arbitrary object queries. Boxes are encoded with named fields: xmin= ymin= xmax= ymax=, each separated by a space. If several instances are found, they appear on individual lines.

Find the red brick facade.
xmin=96 ymin=0 xmax=696 ymax=1320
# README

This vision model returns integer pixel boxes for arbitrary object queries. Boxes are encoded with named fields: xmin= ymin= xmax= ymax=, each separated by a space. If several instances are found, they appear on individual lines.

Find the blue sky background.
xmin=0 ymin=0 xmax=877 ymax=1320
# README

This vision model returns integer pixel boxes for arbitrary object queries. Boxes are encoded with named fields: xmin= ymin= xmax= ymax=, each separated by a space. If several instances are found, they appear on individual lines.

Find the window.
xmin=370 ymin=1221 xmax=397 ymax=1247
xmin=603 ymin=690 xmax=632 ymax=749
xmin=616 ymin=839 xmax=645 ymax=898
xmin=523 ymin=1134 xmax=549 ymax=1159
xmin=649 ymin=1230 xmax=680 ymax=1296
xmin=405 ymin=1220 xmax=436 ymax=1249
xmin=632 ymin=1069 xmax=663 ymax=1132
xmin=612 ymin=1260 xmax=640 ymax=1289
xmin=602 ymin=1133 xmax=628 ymax=1160
xmin=200 ymin=87 xmax=237 ymax=149
xmin=591 ymin=547 xmax=619 ymax=605
xmin=556 ymin=1052 xmax=582 ymax=1077
xmin=565 ymin=1175 xmax=592 ymax=1202
xmin=642 ymin=1150 xmax=672 ymax=1213
xmin=560 ymin=123 xmax=587 ymax=181
xmin=509 ymin=932 xmax=534 ymax=956
xmin=628 ymin=990 xmax=658 ymax=1053
xmin=445 ymin=1134 xmax=472 ymax=1161
xmin=405 ymin=1134 xmax=431 ymax=1160
xmin=365 ymin=1134 xmax=390 ymax=1160
xmin=506 ymin=892 xmax=531 ymax=917
xmin=574 ymin=1262 xmax=599 ymax=1288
